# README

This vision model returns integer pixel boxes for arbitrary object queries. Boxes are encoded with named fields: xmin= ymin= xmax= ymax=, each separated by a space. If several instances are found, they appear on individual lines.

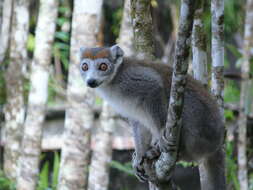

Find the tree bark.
xmin=16 ymin=0 xmax=58 ymax=189
xmin=237 ymin=0 xmax=253 ymax=189
xmin=0 ymin=0 xmax=3 ymax=31
xmin=130 ymin=0 xmax=154 ymax=59
xmin=211 ymin=0 xmax=224 ymax=116
xmin=118 ymin=0 xmax=135 ymax=57
xmin=87 ymin=102 xmax=115 ymax=190
xmin=191 ymin=0 xmax=208 ymax=87
xmin=57 ymin=0 xmax=103 ymax=190
xmin=0 ymin=0 xmax=13 ymax=63
xmin=154 ymin=0 xmax=195 ymax=188
xmin=3 ymin=0 xmax=29 ymax=181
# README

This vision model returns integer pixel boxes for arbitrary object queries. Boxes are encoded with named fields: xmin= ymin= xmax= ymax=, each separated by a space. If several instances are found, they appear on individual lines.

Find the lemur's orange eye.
xmin=99 ymin=63 xmax=108 ymax=71
xmin=82 ymin=63 xmax=88 ymax=71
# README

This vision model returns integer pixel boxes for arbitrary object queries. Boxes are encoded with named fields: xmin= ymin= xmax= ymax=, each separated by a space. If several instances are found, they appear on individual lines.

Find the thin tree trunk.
xmin=130 ymin=0 xmax=154 ymax=59
xmin=0 ymin=0 xmax=3 ymax=30
xmin=130 ymin=1 xmax=158 ymax=189
xmin=87 ymin=102 xmax=115 ymax=190
xmin=57 ymin=0 xmax=103 ymax=189
xmin=237 ymin=0 xmax=253 ymax=189
xmin=154 ymin=0 xmax=195 ymax=189
xmin=16 ymin=0 xmax=58 ymax=189
xmin=0 ymin=0 xmax=13 ymax=63
xmin=118 ymin=0 xmax=135 ymax=57
xmin=3 ymin=0 xmax=29 ymax=181
xmin=191 ymin=0 xmax=208 ymax=87
xmin=211 ymin=0 xmax=224 ymax=115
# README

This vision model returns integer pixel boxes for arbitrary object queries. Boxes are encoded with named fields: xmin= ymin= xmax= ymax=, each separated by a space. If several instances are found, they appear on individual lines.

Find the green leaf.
xmin=55 ymin=42 xmax=69 ymax=51
xmin=224 ymin=109 xmax=235 ymax=120
xmin=58 ymin=6 xmax=70 ymax=14
xmin=55 ymin=32 xmax=69 ymax=42
xmin=224 ymin=81 xmax=240 ymax=103
xmin=225 ymin=43 xmax=242 ymax=58
xmin=56 ymin=18 xmax=68 ymax=26
xmin=52 ymin=152 xmax=60 ymax=190
xmin=110 ymin=160 xmax=134 ymax=176
xmin=27 ymin=33 xmax=35 ymax=52
xmin=37 ymin=161 xmax=49 ymax=190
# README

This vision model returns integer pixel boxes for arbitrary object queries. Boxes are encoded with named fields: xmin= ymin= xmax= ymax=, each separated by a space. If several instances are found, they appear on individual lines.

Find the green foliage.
xmin=225 ymin=43 xmax=242 ymax=59
xmin=37 ymin=161 xmax=50 ymax=190
xmin=224 ymin=43 xmax=242 ymax=69
xmin=0 ymin=170 xmax=15 ymax=190
xmin=27 ymin=33 xmax=35 ymax=53
xmin=54 ymin=36 xmax=70 ymax=71
xmin=47 ymin=76 xmax=58 ymax=105
xmin=224 ymin=81 xmax=240 ymax=103
xmin=249 ymin=173 xmax=253 ymax=190
xmin=226 ymin=142 xmax=240 ymax=190
xmin=52 ymin=152 xmax=60 ymax=189
xmin=224 ymin=109 xmax=235 ymax=121
xmin=110 ymin=161 xmax=134 ymax=176
xmin=37 ymin=152 xmax=60 ymax=190
xmin=224 ymin=0 xmax=244 ymax=35
xmin=53 ymin=4 xmax=71 ymax=71
xmin=177 ymin=161 xmax=197 ymax=168
xmin=111 ymin=8 xmax=123 ymax=38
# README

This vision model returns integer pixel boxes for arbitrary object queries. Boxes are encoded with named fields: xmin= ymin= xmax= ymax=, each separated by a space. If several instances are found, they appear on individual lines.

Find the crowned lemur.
xmin=79 ymin=45 xmax=226 ymax=190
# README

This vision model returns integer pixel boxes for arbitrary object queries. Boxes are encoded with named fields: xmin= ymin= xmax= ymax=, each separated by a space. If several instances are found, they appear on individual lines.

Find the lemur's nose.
xmin=87 ymin=79 xmax=98 ymax=88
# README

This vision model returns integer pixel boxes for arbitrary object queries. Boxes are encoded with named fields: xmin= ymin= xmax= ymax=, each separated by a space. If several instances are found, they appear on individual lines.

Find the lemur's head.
xmin=79 ymin=45 xmax=124 ymax=88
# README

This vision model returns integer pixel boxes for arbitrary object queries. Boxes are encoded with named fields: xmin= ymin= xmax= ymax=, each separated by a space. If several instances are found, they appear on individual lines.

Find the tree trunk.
xmin=57 ymin=0 xmax=103 ymax=190
xmin=130 ymin=0 xmax=154 ymax=59
xmin=129 ymin=1 xmax=157 ymax=188
xmin=211 ymin=0 xmax=224 ymax=115
xmin=87 ymin=102 xmax=115 ymax=190
xmin=191 ymin=0 xmax=208 ymax=87
xmin=16 ymin=0 xmax=58 ymax=189
xmin=3 ymin=0 xmax=29 ymax=181
xmin=0 ymin=0 xmax=3 ymax=30
xmin=0 ymin=0 xmax=13 ymax=62
xmin=237 ymin=0 xmax=253 ymax=189
xmin=118 ymin=0 xmax=135 ymax=57
xmin=154 ymin=0 xmax=195 ymax=189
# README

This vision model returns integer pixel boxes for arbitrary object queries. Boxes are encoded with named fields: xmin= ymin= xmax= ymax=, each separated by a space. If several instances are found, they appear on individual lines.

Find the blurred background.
xmin=0 ymin=0 xmax=252 ymax=190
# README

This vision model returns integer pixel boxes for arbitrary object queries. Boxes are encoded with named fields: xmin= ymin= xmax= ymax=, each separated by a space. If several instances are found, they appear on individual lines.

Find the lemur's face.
xmin=79 ymin=45 xmax=124 ymax=88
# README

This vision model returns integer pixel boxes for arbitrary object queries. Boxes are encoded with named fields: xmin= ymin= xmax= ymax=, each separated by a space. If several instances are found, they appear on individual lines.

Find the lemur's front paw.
xmin=132 ymin=152 xmax=148 ymax=182
xmin=158 ymin=128 xmax=177 ymax=153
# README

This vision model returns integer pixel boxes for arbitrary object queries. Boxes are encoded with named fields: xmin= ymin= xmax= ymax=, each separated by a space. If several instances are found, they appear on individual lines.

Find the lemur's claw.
xmin=132 ymin=152 xmax=148 ymax=182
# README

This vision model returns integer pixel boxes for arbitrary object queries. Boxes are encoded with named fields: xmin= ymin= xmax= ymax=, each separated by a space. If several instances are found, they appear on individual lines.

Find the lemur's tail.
xmin=198 ymin=148 xmax=226 ymax=190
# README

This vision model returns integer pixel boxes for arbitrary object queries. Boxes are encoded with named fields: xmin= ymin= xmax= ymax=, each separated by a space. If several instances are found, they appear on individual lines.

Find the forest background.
xmin=0 ymin=0 xmax=252 ymax=190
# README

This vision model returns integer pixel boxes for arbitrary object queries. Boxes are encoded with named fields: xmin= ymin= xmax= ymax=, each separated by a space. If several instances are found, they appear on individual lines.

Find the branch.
xmin=152 ymin=0 xmax=196 ymax=186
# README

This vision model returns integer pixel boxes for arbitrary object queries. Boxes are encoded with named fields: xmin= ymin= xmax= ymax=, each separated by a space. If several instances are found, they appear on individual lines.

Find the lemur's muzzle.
xmin=87 ymin=79 xmax=99 ymax=88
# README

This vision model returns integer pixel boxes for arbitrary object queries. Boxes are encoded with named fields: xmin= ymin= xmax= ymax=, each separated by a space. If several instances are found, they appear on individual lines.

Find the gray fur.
xmin=79 ymin=45 xmax=225 ymax=189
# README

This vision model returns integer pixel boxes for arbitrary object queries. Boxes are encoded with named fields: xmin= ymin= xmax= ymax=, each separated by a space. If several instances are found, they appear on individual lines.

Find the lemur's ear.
xmin=110 ymin=45 xmax=124 ymax=64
